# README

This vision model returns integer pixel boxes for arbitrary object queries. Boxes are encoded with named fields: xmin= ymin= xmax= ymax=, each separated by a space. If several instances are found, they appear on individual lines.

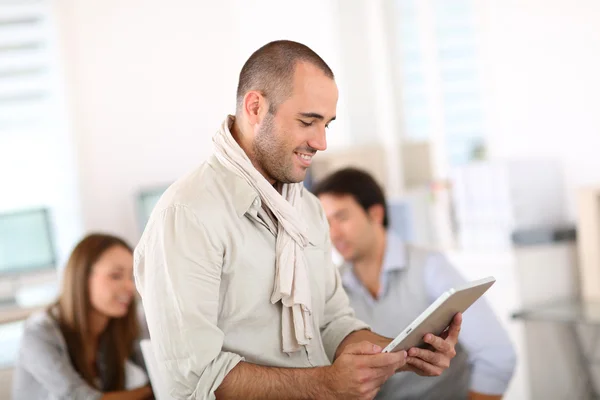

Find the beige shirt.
xmin=134 ymin=152 xmax=369 ymax=400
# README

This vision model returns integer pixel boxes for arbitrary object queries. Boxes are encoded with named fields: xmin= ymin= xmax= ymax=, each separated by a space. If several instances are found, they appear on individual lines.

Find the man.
xmin=134 ymin=40 xmax=462 ymax=400
xmin=313 ymin=167 xmax=517 ymax=400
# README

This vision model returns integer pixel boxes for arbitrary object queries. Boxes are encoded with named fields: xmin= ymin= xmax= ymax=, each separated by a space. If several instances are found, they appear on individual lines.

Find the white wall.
xmin=478 ymin=0 xmax=600 ymax=221
xmin=57 ymin=0 xmax=242 ymax=245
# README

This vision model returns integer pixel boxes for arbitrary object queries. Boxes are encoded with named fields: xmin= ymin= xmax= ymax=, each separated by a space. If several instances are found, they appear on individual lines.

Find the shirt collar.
xmin=208 ymin=115 xmax=262 ymax=218
xmin=341 ymin=231 xmax=407 ymax=293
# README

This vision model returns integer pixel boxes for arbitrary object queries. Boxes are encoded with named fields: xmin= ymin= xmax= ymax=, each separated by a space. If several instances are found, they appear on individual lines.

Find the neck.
xmin=231 ymin=115 xmax=252 ymax=154
xmin=231 ymin=115 xmax=277 ymax=185
xmin=352 ymin=228 xmax=387 ymax=299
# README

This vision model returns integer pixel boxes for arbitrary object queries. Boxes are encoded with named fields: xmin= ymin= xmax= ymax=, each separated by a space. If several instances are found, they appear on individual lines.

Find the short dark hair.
xmin=312 ymin=167 xmax=389 ymax=228
xmin=236 ymin=40 xmax=334 ymax=115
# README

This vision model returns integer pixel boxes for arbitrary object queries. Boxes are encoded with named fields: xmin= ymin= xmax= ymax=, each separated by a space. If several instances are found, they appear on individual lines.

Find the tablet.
xmin=382 ymin=276 xmax=496 ymax=353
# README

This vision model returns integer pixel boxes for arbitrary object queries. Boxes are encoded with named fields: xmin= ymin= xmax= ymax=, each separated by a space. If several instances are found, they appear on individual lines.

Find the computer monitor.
xmin=0 ymin=208 xmax=56 ymax=276
xmin=136 ymin=186 xmax=169 ymax=233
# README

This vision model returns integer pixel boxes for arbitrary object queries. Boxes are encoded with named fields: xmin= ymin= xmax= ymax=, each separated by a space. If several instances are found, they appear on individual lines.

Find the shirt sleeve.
xmin=134 ymin=205 xmax=243 ymax=400
xmin=17 ymin=322 xmax=102 ymax=400
xmin=318 ymin=212 xmax=370 ymax=363
xmin=424 ymin=253 xmax=517 ymax=395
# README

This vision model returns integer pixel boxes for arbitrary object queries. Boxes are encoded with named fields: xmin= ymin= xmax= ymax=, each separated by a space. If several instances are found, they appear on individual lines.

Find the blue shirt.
xmin=342 ymin=232 xmax=517 ymax=395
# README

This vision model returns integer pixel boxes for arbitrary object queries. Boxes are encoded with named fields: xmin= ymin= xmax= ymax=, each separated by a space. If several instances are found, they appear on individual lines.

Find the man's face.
xmin=253 ymin=62 xmax=338 ymax=184
xmin=319 ymin=193 xmax=380 ymax=263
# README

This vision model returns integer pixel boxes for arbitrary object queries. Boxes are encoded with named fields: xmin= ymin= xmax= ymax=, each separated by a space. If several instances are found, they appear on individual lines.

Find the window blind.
xmin=0 ymin=0 xmax=54 ymax=133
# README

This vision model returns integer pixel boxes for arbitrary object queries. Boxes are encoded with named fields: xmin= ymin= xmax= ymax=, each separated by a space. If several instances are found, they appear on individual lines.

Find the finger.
xmin=445 ymin=313 xmax=462 ymax=345
xmin=370 ymin=365 xmax=398 ymax=389
xmin=406 ymin=347 xmax=449 ymax=369
xmin=357 ymin=368 xmax=391 ymax=394
xmin=345 ymin=341 xmax=382 ymax=356
xmin=423 ymin=333 xmax=452 ymax=353
xmin=406 ymin=356 xmax=443 ymax=376
xmin=362 ymin=351 xmax=407 ymax=369
xmin=402 ymin=363 xmax=434 ymax=377
xmin=401 ymin=364 xmax=422 ymax=375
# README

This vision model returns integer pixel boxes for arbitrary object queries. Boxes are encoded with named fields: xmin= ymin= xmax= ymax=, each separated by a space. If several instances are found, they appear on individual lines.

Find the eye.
xmin=335 ymin=214 xmax=348 ymax=222
xmin=299 ymin=120 xmax=313 ymax=127
xmin=110 ymin=272 xmax=124 ymax=280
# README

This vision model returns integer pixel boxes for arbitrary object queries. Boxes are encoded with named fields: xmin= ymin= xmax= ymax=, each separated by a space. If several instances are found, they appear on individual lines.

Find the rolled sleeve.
xmin=319 ymin=230 xmax=370 ymax=363
xmin=164 ymin=352 xmax=243 ymax=400
xmin=321 ymin=313 xmax=370 ymax=363
xmin=135 ymin=205 xmax=243 ymax=400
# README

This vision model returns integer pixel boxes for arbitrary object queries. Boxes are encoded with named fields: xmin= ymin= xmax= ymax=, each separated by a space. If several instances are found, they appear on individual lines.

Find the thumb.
xmin=446 ymin=312 xmax=462 ymax=345
xmin=344 ymin=341 xmax=382 ymax=356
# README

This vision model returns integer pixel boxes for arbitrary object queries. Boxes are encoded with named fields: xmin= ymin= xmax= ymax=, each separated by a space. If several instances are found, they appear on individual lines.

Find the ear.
xmin=242 ymin=90 xmax=268 ymax=127
xmin=367 ymin=204 xmax=385 ymax=226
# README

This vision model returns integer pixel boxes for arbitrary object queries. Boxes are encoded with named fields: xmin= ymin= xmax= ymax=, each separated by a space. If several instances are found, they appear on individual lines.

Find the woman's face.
xmin=88 ymin=245 xmax=135 ymax=319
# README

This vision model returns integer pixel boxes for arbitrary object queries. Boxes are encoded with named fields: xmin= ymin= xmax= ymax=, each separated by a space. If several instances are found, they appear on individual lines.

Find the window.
xmin=0 ymin=0 xmax=73 ymax=272
xmin=0 ymin=0 xmax=61 ymax=135
xmin=0 ymin=2 xmax=67 ymax=369
xmin=393 ymin=0 xmax=485 ymax=174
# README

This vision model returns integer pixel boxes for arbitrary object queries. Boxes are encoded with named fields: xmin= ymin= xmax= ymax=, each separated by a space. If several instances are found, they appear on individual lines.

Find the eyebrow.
xmin=299 ymin=112 xmax=336 ymax=123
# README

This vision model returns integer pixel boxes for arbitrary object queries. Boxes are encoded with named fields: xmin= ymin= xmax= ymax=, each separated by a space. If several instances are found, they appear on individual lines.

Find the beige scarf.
xmin=212 ymin=116 xmax=313 ymax=354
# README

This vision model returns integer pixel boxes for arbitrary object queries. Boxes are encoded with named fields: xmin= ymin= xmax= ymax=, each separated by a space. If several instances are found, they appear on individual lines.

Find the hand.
xmin=323 ymin=340 xmax=407 ymax=400
xmin=100 ymin=384 xmax=154 ymax=400
xmin=403 ymin=312 xmax=462 ymax=376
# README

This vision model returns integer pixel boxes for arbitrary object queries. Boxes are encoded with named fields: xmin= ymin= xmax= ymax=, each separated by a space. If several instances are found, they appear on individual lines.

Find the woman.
xmin=12 ymin=233 xmax=153 ymax=400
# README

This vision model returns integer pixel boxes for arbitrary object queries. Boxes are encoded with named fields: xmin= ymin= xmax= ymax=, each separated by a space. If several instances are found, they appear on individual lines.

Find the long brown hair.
xmin=52 ymin=233 xmax=139 ymax=390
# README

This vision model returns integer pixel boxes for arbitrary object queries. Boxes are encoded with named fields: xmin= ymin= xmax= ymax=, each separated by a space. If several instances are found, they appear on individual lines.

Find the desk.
xmin=0 ymin=304 xmax=47 ymax=325
xmin=0 ymin=303 xmax=50 ymax=370
xmin=513 ymin=299 xmax=600 ymax=399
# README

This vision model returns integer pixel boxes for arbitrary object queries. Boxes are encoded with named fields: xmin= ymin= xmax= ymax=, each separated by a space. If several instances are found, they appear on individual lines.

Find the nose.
xmin=308 ymin=127 xmax=327 ymax=152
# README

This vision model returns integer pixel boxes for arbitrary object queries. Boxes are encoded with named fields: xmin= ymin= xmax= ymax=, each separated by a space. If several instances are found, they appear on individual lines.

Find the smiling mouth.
xmin=295 ymin=151 xmax=315 ymax=166
xmin=297 ymin=152 xmax=313 ymax=160
xmin=117 ymin=295 xmax=131 ymax=306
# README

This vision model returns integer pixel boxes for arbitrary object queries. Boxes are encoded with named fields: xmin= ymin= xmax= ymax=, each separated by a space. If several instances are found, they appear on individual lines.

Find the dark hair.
xmin=236 ymin=40 xmax=334 ymax=115
xmin=53 ymin=233 xmax=138 ymax=391
xmin=312 ymin=167 xmax=389 ymax=228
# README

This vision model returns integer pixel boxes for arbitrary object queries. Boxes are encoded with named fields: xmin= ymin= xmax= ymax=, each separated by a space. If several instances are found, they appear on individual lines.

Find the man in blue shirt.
xmin=313 ymin=167 xmax=516 ymax=400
